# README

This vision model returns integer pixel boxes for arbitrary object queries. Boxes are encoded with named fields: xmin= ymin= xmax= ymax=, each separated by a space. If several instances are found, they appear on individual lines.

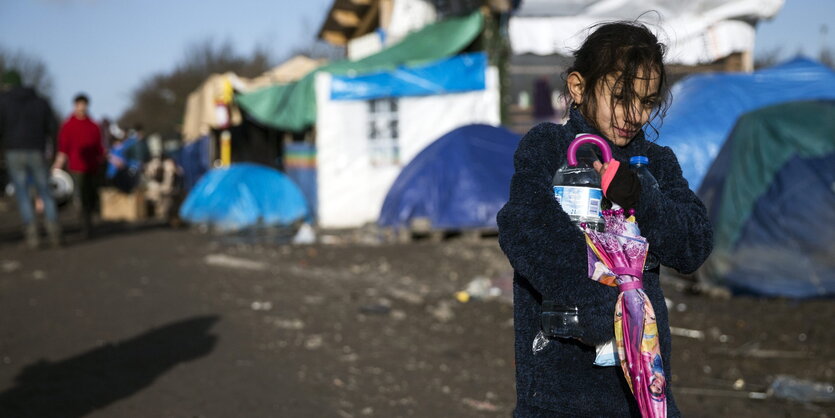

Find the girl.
xmin=497 ymin=22 xmax=713 ymax=417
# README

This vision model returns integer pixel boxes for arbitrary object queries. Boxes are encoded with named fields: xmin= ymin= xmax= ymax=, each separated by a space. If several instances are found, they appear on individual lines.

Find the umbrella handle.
xmin=567 ymin=134 xmax=612 ymax=166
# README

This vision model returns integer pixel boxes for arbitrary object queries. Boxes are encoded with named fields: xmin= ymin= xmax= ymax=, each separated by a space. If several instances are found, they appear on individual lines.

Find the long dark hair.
xmin=565 ymin=20 xmax=669 ymax=140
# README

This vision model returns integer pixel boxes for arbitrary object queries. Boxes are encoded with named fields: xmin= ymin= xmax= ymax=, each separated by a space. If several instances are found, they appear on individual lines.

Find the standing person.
xmin=53 ymin=94 xmax=104 ymax=238
xmin=497 ymin=22 xmax=713 ymax=417
xmin=0 ymin=70 xmax=61 ymax=248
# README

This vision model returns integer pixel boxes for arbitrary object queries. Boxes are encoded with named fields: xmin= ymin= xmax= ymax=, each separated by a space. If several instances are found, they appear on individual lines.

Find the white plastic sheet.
xmin=509 ymin=0 xmax=784 ymax=65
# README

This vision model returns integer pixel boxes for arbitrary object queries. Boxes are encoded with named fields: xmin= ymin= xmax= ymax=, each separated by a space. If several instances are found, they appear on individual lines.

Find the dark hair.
xmin=73 ymin=93 xmax=89 ymax=104
xmin=565 ymin=20 xmax=669 ymax=140
xmin=133 ymin=123 xmax=144 ymax=132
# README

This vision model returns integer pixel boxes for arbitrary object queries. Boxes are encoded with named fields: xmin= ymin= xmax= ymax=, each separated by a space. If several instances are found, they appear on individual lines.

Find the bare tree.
xmin=119 ymin=39 xmax=274 ymax=137
xmin=0 ymin=45 xmax=55 ymax=97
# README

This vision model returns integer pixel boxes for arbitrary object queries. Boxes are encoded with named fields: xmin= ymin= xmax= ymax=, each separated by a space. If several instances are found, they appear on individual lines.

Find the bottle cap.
xmin=630 ymin=156 xmax=649 ymax=166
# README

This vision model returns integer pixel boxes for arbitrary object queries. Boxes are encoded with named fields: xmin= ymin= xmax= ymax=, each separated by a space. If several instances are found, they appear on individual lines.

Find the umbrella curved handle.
xmin=567 ymin=134 xmax=612 ymax=166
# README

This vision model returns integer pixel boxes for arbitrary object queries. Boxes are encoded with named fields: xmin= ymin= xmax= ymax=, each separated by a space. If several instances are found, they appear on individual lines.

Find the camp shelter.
xmin=657 ymin=58 xmax=835 ymax=190
xmin=315 ymin=52 xmax=500 ymax=228
xmin=181 ymin=55 xmax=324 ymax=143
xmin=235 ymin=11 xmax=485 ymax=133
xmin=696 ymin=101 xmax=835 ymax=298
xmin=378 ymin=124 xmax=521 ymax=230
xmin=179 ymin=163 xmax=310 ymax=231
xmin=237 ymin=11 xmax=499 ymax=228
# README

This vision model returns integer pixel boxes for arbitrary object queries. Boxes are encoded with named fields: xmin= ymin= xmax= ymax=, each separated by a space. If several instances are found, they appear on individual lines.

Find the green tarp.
xmin=236 ymin=12 xmax=484 ymax=132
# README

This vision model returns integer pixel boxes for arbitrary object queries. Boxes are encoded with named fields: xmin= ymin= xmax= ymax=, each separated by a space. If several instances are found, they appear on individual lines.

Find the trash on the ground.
xmin=251 ymin=301 xmax=273 ymax=311
xmin=359 ymin=304 xmax=391 ymax=315
xmin=768 ymin=375 xmax=835 ymax=403
xmin=428 ymin=300 xmax=454 ymax=322
xmin=305 ymin=334 xmax=323 ymax=350
xmin=270 ymin=318 xmax=305 ymax=330
xmin=1 ymin=260 xmax=21 ymax=273
xmin=665 ymin=297 xmax=673 ymax=310
xmin=32 ymin=270 xmax=47 ymax=280
xmin=292 ymin=223 xmax=316 ymax=245
xmin=710 ymin=342 xmax=809 ymax=359
xmin=676 ymin=387 xmax=767 ymax=400
xmin=675 ymin=303 xmax=687 ymax=312
xmin=455 ymin=276 xmax=502 ymax=303
xmin=733 ymin=378 xmax=746 ymax=390
xmin=461 ymin=397 xmax=499 ymax=412
xmin=670 ymin=326 xmax=705 ymax=340
xmin=205 ymin=254 xmax=268 ymax=271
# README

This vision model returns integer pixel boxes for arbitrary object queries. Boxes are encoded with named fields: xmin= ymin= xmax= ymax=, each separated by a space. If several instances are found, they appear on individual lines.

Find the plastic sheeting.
xmin=657 ymin=58 xmax=835 ymax=190
xmin=236 ymin=11 xmax=484 ymax=132
xmin=510 ymin=0 xmax=783 ymax=65
xmin=315 ymin=67 xmax=501 ymax=228
xmin=379 ymin=124 xmax=521 ymax=229
xmin=179 ymin=163 xmax=309 ymax=231
xmin=330 ymin=52 xmax=487 ymax=101
xmin=697 ymin=101 xmax=835 ymax=298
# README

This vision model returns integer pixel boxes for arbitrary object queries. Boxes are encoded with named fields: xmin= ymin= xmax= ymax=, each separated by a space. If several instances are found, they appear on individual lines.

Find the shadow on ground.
xmin=0 ymin=315 xmax=219 ymax=418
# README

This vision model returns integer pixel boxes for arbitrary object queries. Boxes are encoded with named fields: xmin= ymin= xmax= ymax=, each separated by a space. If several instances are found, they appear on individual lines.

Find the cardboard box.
xmin=100 ymin=187 xmax=146 ymax=222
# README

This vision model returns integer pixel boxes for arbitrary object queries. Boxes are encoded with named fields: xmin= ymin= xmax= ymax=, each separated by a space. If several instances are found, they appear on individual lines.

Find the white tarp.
xmin=509 ymin=0 xmax=784 ymax=65
xmin=315 ymin=67 xmax=500 ymax=228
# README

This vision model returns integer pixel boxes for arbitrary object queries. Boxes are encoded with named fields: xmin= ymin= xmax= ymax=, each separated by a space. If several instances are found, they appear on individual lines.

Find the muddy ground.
xmin=0 ymin=201 xmax=832 ymax=417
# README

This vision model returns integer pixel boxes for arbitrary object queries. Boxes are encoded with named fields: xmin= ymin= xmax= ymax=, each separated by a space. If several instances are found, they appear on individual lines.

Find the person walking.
xmin=53 ymin=93 xmax=104 ymax=238
xmin=0 ymin=70 xmax=61 ymax=248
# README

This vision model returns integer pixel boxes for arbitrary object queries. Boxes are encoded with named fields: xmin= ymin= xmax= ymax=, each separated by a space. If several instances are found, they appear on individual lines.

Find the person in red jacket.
xmin=53 ymin=94 xmax=104 ymax=237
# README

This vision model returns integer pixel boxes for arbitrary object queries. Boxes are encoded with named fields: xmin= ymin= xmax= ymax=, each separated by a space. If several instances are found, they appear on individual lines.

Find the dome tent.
xmin=657 ymin=58 xmax=835 ymax=190
xmin=179 ymin=163 xmax=309 ymax=231
xmin=697 ymin=101 xmax=835 ymax=298
xmin=379 ymin=124 xmax=521 ymax=229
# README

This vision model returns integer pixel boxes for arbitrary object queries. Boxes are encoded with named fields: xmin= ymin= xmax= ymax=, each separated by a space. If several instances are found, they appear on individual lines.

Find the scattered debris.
xmin=711 ymin=342 xmax=810 ymax=359
xmin=670 ymin=327 xmax=705 ymax=340
xmin=1 ymin=260 xmax=21 ymax=273
xmin=292 ymin=223 xmax=316 ymax=245
xmin=305 ymin=334 xmax=324 ymax=350
xmin=676 ymin=387 xmax=768 ymax=400
xmin=461 ymin=398 xmax=500 ymax=412
xmin=251 ymin=301 xmax=273 ymax=311
xmin=455 ymin=277 xmax=503 ymax=303
xmin=271 ymin=318 xmax=305 ymax=330
xmin=428 ymin=300 xmax=455 ymax=322
xmin=32 ymin=270 xmax=47 ymax=280
xmin=768 ymin=375 xmax=835 ymax=403
xmin=359 ymin=304 xmax=391 ymax=316
xmin=204 ymin=254 xmax=268 ymax=271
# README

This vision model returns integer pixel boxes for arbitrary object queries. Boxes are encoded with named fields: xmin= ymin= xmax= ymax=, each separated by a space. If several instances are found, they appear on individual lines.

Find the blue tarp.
xmin=179 ymin=163 xmax=309 ymax=231
xmin=379 ymin=124 xmax=521 ymax=229
xmin=657 ymin=58 xmax=835 ymax=190
xmin=330 ymin=52 xmax=487 ymax=101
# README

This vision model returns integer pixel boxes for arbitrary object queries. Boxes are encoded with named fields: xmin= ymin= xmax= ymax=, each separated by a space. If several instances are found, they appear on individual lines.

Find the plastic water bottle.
xmin=553 ymin=144 xmax=605 ymax=231
xmin=630 ymin=156 xmax=659 ymax=190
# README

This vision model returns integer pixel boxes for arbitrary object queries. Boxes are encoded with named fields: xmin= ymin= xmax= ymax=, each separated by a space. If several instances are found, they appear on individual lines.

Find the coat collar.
xmin=564 ymin=107 xmax=649 ymax=159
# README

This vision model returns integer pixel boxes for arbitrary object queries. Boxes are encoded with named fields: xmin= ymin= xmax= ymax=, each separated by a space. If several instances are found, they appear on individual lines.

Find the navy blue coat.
xmin=497 ymin=109 xmax=713 ymax=417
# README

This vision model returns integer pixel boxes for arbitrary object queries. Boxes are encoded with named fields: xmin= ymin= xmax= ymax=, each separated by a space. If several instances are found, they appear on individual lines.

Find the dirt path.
xmin=0 ymin=224 xmax=832 ymax=417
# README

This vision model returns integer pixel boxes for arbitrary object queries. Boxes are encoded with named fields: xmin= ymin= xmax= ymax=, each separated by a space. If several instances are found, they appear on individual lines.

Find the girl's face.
xmin=568 ymin=69 xmax=661 ymax=147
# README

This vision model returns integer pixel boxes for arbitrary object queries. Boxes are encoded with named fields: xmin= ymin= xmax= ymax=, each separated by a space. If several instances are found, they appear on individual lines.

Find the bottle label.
xmin=553 ymin=186 xmax=603 ymax=218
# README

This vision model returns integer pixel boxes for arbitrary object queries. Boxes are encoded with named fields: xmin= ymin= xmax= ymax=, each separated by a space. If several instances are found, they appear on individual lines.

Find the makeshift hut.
xmin=237 ymin=12 xmax=501 ymax=228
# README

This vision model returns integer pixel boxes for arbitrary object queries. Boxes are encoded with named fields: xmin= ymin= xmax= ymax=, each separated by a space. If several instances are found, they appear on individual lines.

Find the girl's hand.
xmin=592 ymin=160 xmax=609 ymax=178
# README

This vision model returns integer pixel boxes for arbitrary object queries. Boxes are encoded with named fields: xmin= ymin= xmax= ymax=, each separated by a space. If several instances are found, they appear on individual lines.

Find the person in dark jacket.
xmin=53 ymin=93 xmax=104 ymax=238
xmin=497 ymin=22 xmax=713 ymax=417
xmin=0 ymin=70 xmax=61 ymax=248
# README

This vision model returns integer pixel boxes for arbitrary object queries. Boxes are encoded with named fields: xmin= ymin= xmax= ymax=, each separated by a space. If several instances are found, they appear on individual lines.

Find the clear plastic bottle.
xmin=553 ymin=145 xmax=605 ymax=231
xmin=629 ymin=156 xmax=659 ymax=190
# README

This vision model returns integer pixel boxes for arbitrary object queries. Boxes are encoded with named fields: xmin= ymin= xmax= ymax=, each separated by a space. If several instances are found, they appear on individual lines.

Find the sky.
xmin=0 ymin=0 xmax=832 ymax=119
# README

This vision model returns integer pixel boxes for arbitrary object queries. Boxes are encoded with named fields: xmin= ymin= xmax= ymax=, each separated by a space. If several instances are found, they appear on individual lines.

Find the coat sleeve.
xmin=497 ymin=123 xmax=618 ymax=345
xmin=637 ymin=146 xmax=713 ymax=274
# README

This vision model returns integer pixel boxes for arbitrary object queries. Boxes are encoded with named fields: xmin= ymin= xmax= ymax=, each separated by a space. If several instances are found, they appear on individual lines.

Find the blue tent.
xmin=379 ymin=124 xmax=521 ymax=229
xmin=657 ymin=58 xmax=835 ymax=190
xmin=697 ymin=101 xmax=835 ymax=298
xmin=179 ymin=163 xmax=309 ymax=231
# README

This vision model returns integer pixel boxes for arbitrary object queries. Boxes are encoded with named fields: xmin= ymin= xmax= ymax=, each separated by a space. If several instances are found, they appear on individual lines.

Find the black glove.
xmin=603 ymin=163 xmax=641 ymax=210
